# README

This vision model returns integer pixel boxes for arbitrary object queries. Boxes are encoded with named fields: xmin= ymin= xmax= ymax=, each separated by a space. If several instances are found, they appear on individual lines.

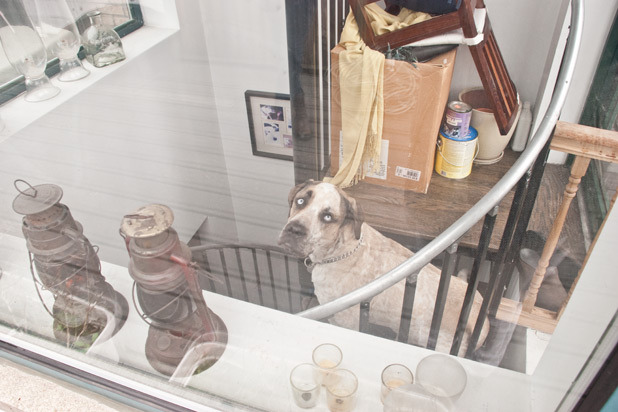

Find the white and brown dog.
xmin=278 ymin=180 xmax=489 ymax=356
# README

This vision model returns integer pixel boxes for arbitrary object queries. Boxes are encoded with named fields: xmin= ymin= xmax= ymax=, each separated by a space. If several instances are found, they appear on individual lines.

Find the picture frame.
xmin=245 ymin=90 xmax=293 ymax=161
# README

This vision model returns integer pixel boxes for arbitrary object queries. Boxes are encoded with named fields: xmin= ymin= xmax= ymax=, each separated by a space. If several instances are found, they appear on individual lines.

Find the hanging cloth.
xmin=326 ymin=4 xmax=431 ymax=187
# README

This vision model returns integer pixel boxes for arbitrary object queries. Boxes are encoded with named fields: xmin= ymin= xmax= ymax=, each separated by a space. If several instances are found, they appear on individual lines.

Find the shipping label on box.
xmin=330 ymin=46 xmax=457 ymax=193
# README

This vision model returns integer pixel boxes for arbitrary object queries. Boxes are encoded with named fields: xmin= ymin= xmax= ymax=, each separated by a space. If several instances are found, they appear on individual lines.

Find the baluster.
xmin=219 ymin=250 xmax=233 ymax=297
xmin=359 ymin=301 xmax=370 ymax=333
xmin=201 ymin=252 xmax=217 ymax=292
xmin=465 ymin=139 xmax=549 ymax=358
xmin=398 ymin=271 xmax=420 ymax=343
xmin=266 ymin=250 xmax=279 ymax=310
xmin=451 ymin=206 xmax=498 ymax=355
xmin=251 ymin=249 xmax=264 ymax=306
xmin=523 ymin=155 xmax=591 ymax=310
xmin=427 ymin=243 xmax=458 ymax=350
xmin=285 ymin=254 xmax=293 ymax=312
xmin=235 ymin=249 xmax=249 ymax=302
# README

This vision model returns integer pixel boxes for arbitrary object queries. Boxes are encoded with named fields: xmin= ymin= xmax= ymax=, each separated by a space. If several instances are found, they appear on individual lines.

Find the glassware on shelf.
xmin=82 ymin=10 xmax=125 ymax=68
xmin=0 ymin=4 xmax=60 ymax=102
xmin=26 ymin=0 xmax=89 ymax=81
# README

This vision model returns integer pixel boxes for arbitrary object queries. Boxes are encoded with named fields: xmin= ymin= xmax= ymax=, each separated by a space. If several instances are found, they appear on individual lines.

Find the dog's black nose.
xmin=284 ymin=220 xmax=307 ymax=237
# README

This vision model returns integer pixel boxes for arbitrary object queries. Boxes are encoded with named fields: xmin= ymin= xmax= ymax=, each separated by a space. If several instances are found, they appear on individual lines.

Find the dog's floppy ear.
xmin=341 ymin=191 xmax=364 ymax=240
xmin=287 ymin=179 xmax=315 ymax=207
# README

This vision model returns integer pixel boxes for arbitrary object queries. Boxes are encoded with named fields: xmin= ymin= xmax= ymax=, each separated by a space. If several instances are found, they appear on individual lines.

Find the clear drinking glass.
xmin=325 ymin=368 xmax=358 ymax=412
xmin=0 ymin=4 xmax=60 ymax=102
xmin=26 ymin=0 xmax=89 ymax=81
xmin=290 ymin=363 xmax=321 ymax=409
xmin=312 ymin=343 xmax=343 ymax=386
xmin=381 ymin=363 xmax=414 ymax=403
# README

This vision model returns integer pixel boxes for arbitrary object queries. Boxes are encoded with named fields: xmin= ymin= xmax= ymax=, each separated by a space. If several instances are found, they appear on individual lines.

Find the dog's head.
xmin=277 ymin=180 xmax=363 ymax=259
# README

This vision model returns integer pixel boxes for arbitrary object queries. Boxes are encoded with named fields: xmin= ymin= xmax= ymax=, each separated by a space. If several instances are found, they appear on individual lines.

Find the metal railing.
xmin=298 ymin=0 xmax=584 ymax=324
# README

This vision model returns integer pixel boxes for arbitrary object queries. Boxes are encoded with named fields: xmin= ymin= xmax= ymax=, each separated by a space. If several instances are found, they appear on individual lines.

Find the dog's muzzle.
xmin=278 ymin=220 xmax=308 ymax=257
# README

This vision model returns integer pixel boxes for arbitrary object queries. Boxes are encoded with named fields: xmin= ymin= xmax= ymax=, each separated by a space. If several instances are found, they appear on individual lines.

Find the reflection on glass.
xmin=27 ymin=0 xmax=89 ymax=81
xmin=82 ymin=10 xmax=125 ymax=68
xmin=0 ymin=4 xmax=60 ymax=101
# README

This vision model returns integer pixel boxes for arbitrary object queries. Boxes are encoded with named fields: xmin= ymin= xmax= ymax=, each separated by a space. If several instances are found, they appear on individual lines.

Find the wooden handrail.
xmin=496 ymin=121 xmax=618 ymax=334
xmin=551 ymin=120 xmax=618 ymax=161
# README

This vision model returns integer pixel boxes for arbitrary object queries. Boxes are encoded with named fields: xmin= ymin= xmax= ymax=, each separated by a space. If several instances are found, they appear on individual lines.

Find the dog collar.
xmin=304 ymin=232 xmax=364 ymax=270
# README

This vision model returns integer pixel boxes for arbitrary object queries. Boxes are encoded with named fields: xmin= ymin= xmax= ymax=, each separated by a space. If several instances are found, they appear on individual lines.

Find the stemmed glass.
xmin=0 ymin=3 xmax=60 ymax=102
xmin=26 ymin=0 xmax=89 ymax=81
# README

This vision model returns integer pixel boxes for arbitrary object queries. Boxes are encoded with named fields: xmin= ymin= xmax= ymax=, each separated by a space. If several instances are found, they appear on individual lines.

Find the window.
xmin=0 ymin=1 xmax=616 ymax=411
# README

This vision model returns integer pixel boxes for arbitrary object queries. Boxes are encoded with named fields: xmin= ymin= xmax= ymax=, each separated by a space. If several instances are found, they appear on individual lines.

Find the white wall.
xmin=0 ymin=1 xmax=236 ymax=266
xmin=195 ymin=1 xmax=295 ymax=246
xmin=449 ymin=0 xmax=570 ymax=106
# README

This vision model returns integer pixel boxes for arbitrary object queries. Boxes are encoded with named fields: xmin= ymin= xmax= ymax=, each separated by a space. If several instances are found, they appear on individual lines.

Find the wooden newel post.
xmin=522 ymin=155 xmax=591 ymax=311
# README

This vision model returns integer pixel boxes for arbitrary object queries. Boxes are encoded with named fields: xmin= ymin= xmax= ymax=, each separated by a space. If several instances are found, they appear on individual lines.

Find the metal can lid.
xmin=447 ymin=100 xmax=472 ymax=113
xmin=120 ymin=204 xmax=174 ymax=238
xmin=12 ymin=180 xmax=63 ymax=215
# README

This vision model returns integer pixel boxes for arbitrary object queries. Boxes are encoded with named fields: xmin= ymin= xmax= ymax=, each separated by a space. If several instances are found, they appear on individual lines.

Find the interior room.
xmin=0 ymin=0 xmax=616 ymax=411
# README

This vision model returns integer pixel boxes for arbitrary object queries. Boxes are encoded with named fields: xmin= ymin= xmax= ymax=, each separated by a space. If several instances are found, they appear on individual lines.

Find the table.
xmin=346 ymin=149 xmax=586 ymax=265
xmin=0 ymin=233 xmax=534 ymax=411
xmin=345 ymin=150 xmax=519 ymax=254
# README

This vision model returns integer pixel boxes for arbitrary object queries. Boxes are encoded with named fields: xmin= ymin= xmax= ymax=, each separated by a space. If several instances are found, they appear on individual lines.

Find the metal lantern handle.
xmin=14 ymin=179 xmax=37 ymax=197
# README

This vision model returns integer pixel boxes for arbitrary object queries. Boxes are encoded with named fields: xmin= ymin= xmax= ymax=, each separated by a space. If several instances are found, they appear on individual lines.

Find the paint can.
xmin=442 ymin=100 xmax=472 ymax=139
xmin=435 ymin=127 xmax=478 ymax=179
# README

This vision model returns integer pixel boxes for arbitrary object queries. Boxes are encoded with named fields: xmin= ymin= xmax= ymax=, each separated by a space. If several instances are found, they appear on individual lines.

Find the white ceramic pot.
xmin=459 ymin=88 xmax=521 ymax=164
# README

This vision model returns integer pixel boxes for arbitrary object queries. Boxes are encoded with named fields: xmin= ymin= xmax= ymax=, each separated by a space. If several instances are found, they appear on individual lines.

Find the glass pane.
xmin=0 ymin=1 xmax=615 ymax=411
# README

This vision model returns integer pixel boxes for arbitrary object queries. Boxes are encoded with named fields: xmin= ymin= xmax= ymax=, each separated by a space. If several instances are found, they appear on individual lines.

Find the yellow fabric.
xmin=326 ymin=4 xmax=431 ymax=188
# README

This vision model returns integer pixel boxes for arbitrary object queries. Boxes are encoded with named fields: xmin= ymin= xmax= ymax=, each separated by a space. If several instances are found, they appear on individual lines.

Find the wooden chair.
xmin=348 ymin=0 xmax=519 ymax=134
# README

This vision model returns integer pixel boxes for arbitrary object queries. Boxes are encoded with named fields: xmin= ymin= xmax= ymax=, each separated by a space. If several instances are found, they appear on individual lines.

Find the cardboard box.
xmin=330 ymin=46 xmax=456 ymax=193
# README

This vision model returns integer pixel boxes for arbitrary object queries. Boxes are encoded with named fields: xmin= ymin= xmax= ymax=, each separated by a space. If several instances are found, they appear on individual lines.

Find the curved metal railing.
xmin=298 ymin=0 xmax=584 ymax=322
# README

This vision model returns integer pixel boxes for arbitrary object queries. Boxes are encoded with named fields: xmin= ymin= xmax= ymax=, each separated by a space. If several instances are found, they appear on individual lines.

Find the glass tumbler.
xmin=312 ymin=343 xmax=342 ymax=386
xmin=290 ymin=363 xmax=320 ymax=409
xmin=326 ymin=368 xmax=358 ymax=412
xmin=381 ymin=363 xmax=414 ymax=403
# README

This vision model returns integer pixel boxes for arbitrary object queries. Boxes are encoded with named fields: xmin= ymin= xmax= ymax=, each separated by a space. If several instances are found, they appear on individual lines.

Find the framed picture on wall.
xmin=245 ymin=90 xmax=293 ymax=161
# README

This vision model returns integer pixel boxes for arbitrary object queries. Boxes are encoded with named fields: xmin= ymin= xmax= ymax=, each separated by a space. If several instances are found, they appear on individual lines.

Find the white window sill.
xmin=0 ymin=24 xmax=178 ymax=145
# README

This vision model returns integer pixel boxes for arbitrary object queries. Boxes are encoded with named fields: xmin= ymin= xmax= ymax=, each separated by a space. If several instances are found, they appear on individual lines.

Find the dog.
xmin=278 ymin=180 xmax=489 ymax=356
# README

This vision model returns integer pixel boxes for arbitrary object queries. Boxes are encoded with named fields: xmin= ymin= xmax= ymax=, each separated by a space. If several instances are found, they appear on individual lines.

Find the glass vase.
xmin=82 ymin=11 xmax=125 ymax=68
xmin=26 ymin=0 xmax=89 ymax=81
xmin=0 ymin=3 xmax=60 ymax=102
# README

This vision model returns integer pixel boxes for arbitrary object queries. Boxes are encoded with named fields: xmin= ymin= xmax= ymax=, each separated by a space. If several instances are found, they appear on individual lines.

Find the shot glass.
xmin=416 ymin=354 xmax=467 ymax=410
xmin=381 ymin=363 xmax=414 ymax=403
xmin=326 ymin=368 xmax=358 ymax=412
xmin=312 ymin=343 xmax=342 ymax=385
xmin=290 ymin=363 xmax=321 ymax=409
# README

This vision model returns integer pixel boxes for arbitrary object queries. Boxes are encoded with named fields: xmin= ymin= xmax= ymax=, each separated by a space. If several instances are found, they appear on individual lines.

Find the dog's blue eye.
xmin=296 ymin=198 xmax=304 ymax=206
xmin=322 ymin=214 xmax=332 ymax=222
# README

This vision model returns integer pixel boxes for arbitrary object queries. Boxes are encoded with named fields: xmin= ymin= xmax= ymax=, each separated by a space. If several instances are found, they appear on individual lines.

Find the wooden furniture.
xmin=497 ymin=121 xmax=618 ymax=333
xmin=349 ymin=0 xmax=519 ymax=134
xmin=344 ymin=153 xmax=516 ymax=252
